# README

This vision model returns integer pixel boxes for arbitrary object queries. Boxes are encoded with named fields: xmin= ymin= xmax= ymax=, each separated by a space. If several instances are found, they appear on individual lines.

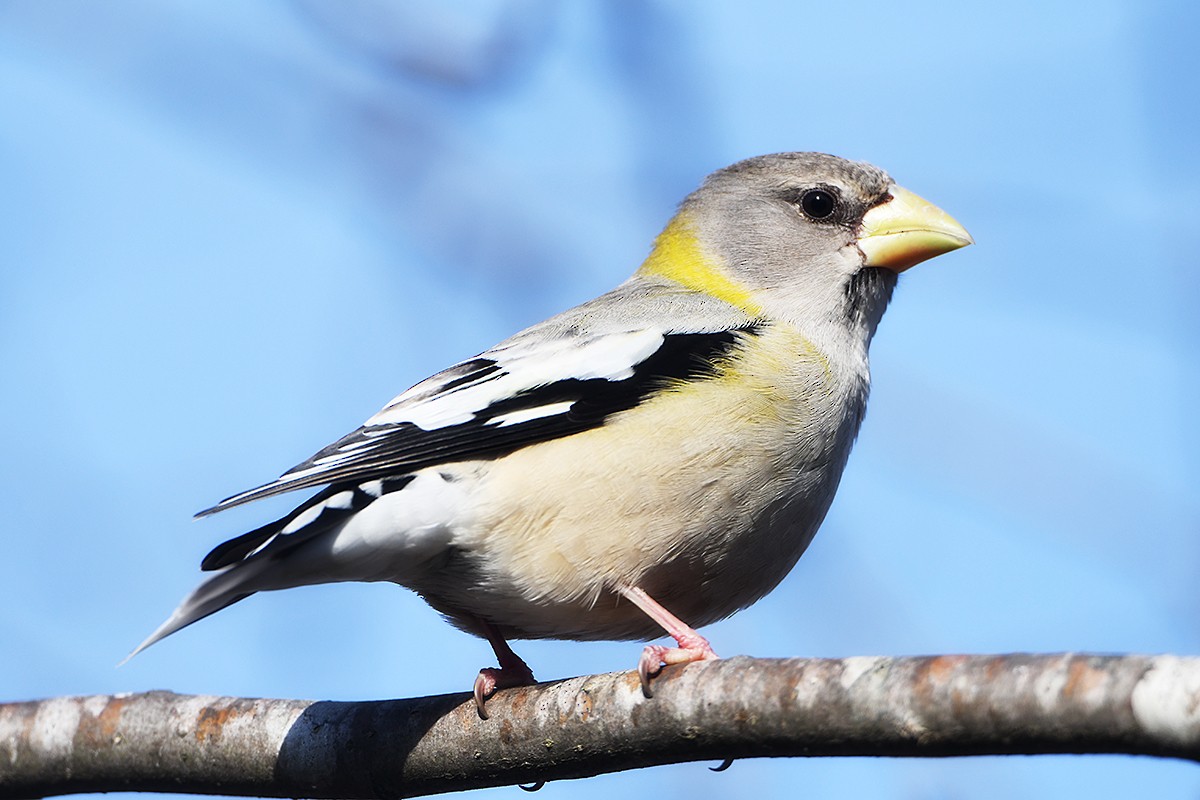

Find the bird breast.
xmin=410 ymin=323 xmax=868 ymax=642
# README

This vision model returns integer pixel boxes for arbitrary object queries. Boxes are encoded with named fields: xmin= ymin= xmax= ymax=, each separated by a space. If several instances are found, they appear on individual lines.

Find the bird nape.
xmin=129 ymin=152 xmax=972 ymax=716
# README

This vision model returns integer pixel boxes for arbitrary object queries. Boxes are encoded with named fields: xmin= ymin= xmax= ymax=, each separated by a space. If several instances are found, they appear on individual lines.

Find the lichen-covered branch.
xmin=2 ymin=654 xmax=1199 ymax=799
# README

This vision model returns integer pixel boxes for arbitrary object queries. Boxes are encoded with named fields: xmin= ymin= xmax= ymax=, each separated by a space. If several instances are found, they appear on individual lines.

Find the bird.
xmin=129 ymin=152 xmax=972 ymax=715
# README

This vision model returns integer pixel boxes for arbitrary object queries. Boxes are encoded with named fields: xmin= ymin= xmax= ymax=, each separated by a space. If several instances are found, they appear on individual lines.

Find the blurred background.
xmin=2 ymin=1 xmax=1197 ymax=798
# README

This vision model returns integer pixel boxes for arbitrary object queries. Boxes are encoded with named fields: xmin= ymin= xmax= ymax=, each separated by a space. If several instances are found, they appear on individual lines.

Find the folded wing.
xmin=197 ymin=325 xmax=761 ymax=517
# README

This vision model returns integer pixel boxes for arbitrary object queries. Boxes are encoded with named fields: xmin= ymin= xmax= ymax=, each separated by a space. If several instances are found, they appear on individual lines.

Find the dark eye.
xmin=799 ymin=188 xmax=838 ymax=220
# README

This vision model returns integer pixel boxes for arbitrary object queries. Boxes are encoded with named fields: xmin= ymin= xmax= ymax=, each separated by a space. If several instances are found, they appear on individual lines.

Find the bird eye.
xmin=799 ymin=188 xmax=838 ymax=221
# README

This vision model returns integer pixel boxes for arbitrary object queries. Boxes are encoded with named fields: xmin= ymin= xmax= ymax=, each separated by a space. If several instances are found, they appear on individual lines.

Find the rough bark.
xmin=3 ymin=654 xmax=1199 ymax=799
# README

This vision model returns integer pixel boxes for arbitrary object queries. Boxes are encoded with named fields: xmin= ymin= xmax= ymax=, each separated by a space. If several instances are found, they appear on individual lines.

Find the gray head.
xmin=666 ymin=152 xmax=970 ymax=346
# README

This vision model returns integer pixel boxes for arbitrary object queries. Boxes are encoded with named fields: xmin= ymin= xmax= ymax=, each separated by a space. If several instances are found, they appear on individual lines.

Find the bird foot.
xmin=473 ymin=662 xmax=536 ymax=719
xmin=636 ymin=632 xmax=718 ymax=698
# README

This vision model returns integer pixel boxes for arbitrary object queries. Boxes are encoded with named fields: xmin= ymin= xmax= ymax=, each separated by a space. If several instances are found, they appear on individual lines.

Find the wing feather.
xmin=197 ymin=325 xmax=761 ymax=517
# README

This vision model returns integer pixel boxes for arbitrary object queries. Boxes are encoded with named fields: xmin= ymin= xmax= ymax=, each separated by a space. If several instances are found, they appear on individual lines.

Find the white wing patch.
xmin=198 ymin=323 xmax=753 ymax=518
xmin=489 ymin=401 xmax=577 ymax=428
xmin=368 ymin=329 xmax=666 ymax=430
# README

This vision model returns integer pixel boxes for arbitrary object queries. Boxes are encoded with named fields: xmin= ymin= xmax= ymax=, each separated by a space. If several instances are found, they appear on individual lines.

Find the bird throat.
xmin=844 ymin=267 xmax=898 ymax=343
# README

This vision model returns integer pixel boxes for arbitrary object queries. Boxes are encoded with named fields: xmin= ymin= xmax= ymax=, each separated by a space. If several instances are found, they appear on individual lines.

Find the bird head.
xmin=639 ymin=152 xmax=972 ymax=343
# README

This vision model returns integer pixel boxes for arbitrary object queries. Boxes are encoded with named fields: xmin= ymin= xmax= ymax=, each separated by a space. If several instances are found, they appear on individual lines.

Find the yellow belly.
xmin=416 ymin=325 xmax=862 ymax=641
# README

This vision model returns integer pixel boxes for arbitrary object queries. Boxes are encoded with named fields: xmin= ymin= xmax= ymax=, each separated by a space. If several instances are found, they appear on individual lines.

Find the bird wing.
xmin=196 ymin=323 xmax=760 ymax=518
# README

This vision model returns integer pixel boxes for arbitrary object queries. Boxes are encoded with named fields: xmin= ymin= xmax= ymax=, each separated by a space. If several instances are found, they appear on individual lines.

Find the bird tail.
xmin=120 ymin=560 xmax=269 ymax=665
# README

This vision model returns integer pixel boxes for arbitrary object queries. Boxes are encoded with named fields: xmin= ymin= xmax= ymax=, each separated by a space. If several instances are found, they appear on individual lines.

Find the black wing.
xmin=198 ymin=325 xmax=761 ymax=517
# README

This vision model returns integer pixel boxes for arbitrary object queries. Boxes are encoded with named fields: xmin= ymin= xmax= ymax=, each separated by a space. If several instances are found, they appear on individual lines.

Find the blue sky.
xmin=2 ymin=2 xmax=1197 ymax=798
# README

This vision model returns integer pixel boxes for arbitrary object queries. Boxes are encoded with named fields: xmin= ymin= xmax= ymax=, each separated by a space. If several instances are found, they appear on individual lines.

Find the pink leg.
xmin=472 ymin=619 xmax=536 ymax=719
xmin=619 ymin=585 xmax=719 ymax=697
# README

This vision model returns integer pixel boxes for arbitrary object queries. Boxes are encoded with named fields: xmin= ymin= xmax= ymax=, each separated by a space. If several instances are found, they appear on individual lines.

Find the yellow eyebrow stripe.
xmin=636 ymin=213 xmax=762 ymax=315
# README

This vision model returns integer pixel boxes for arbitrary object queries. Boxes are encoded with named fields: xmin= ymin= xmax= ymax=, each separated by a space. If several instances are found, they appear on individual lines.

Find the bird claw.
xmin=473 ymin=664 xmax=536 ymax=719
xmin=637 ymin=647 xmax=663 ymax=697
xmin=473 ymin=670 xmax=499 ymax=719
xmin=635 ymin=639 xmax=719 ymax=698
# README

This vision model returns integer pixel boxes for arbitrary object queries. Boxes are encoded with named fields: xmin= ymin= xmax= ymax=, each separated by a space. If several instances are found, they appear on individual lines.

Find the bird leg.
xmin=472 ymin=619 xmax=536 ymax=719
xmin=618 ymin=585 xmax=719 ymax=697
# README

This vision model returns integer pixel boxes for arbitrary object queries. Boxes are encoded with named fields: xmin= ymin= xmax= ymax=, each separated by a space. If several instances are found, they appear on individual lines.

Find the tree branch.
xmin=3 ymin=654 xmax=1198 ymax=799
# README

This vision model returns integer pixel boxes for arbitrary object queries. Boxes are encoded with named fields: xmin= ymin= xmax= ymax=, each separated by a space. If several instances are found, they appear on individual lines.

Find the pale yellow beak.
xmin=856 ymin=185 xmax=973 ymax=272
